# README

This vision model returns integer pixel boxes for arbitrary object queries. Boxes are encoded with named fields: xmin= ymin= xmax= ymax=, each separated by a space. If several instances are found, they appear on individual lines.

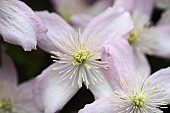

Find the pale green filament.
xmin=132 ymin=92 xmax=146 ymax=107
xmin=0 ymin=98 xmax=12 ymax=112
xmin=128 ymin=31 xmax=140 ymax=44
xmin=72 ymin=49 xmax=90 ymax=65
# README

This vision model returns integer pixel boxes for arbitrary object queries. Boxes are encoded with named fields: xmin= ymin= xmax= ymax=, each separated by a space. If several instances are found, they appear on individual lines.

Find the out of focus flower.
xmin=0 ymin=47 xmax=42 ymax=113
xmin=0 ymin=0 xmax=47 ymax=51
xmin=113 ymin=0 xmax=170 ymax=75
xmin=51 ymin=0 xmax=114 ymax=22
xmin=79 ymin=37 xmax=170 ymax=113
xmin=34 ymin=7 xmax=133 ymax=113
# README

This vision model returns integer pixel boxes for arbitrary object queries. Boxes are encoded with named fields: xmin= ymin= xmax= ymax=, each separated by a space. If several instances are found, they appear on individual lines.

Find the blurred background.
xmin=1 ymin=0 xmax=170 ymax=112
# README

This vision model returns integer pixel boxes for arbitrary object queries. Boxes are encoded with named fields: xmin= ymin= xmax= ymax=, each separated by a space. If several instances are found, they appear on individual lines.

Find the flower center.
xmin=72 ymin=49 xmax=90 ymax=65
xmin=132 ymin=92 xmax=146 ymax=107
xmin=0 ymin=98 xmax=12 ymax=112
xmin=128 ymin=31 xmax=140 ymax=44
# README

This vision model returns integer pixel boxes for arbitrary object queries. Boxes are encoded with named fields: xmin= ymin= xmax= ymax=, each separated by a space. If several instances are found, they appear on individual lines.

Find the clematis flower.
xmin=0 ymin=47 xmax=42 ymax=113
xmin=0 ymin=0 xmax=47 ymax=51
xmin=34 ymin=7 xmax=133 ymax=113
xmin=113 ymin=0 xmax=170 ymax=75
xmin=79 ymin=37 xmax=170 ymax=113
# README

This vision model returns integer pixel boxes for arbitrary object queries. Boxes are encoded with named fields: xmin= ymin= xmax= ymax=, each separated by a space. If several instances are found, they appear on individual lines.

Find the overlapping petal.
xmin=82 ymin=7 xmax=133 ymax=51
xmin=133 ymin=49 xmax=151 ymax=75
xmin=0 ymin=47 xmax=17 ymax=85
xmin=147 ymin=67 xmax=170 ymax=103
xmin=143 ymin=25 xmax=170 ymax=58
xmin=0 ymin=0 xmax=47 ymax=51
xmin=36 ymin=11 xmax=74 ymax=54
xmin=70 ymin=14 xmax=92 ymax=30
xmin=34 ymin=63 xmax=79 ymax=113
xmin=89 ymin=76 xmax=113 ymax=99
xmin=114 ymin=0 xmax=155 ymax=18
xmin=78 ymin=97 xmax=113 ymax=113
xmin=102 ymin=38 xmax=136 ymax=91
xmin=15 ymin=79 xmax=42 ymax=113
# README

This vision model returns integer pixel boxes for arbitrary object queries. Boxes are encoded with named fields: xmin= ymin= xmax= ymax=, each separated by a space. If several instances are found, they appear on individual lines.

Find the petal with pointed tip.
xmin=0 ymin=0 xmax=47 ymax=51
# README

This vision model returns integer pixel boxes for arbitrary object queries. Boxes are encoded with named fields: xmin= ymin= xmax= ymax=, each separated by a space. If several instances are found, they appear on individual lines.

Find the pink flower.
xmin=33 ymin=7 xmax=133 ymax=113
xmin=0 ymin=0 xmax=47 ymax=51
xmin=0 ymin=47 xmax=42 ymax=113
xmin=113 ymin=0 xmax=170 ymax=75
xmin=79 ymin=37 xmax=170 ymax=113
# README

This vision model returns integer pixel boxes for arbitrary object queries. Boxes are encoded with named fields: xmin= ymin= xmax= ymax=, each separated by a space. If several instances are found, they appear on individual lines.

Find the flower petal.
xmin=34 ymin=63 xmax=79 ymax=113
xmin=36 ymin=11 xmax=74 ymax=54
xmin=157 ymin=10 xmax=170 ymax=25
xmin=78 ymin=97 xmax=113 ymax=113
xmin=15 ymin=79 xmax=42 ymax=113
xmin=156 ymin=0 xmax=170 ymax=9
xmin=114 ymin=0 xmax=155 ymax=18
xmin=70 ymin=14 xmax=92 ymax=30
xmin=89 ymin=76 xmax=113 ymax=99
xmin=0 ymin=0 xmax=47 ymax=51
xmin=88 ymin=0 xmax=113 ymax=16
xmin=148 ymin=67 xmax=170 ymax=103
xmin=113 ymin=0 xmax=136 ymax=13
xmin=0 ymin=46 xmax=17 ymax=85
xmin=144 ymin=25 xmax=170 ymax=58
xmin=133 ymin=49 xmax=151 ymax=75
xmin=134 ymin=0 xmax=155 ymax=18
xmin=82 ymin=7 xmax=133 ymax=48
xmin=101 ymin=38 xmax=136 ymax=91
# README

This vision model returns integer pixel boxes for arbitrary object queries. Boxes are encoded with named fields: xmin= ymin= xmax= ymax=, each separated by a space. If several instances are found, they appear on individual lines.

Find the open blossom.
xmin=113 ymin=0 xmax=170 ymax=75
xmin=0 ymin=0 xmax=47 ymax=51
xmin=79 ymin=38 xmax=170 ymax=113
xmin=33 ymin=7 xmax=133 ymax=113
xmin=0 ymin=48 xmax=42 ymax=113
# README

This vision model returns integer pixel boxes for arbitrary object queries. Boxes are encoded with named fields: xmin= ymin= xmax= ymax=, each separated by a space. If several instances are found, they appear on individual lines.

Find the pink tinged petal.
xmin=70 ymin=14 xmax=92 ymax=30
xmin=156 ymin=0 xmax=170 ymax=9
xmin=134 ymin=0 xmax=155 ymax=19
xmin=133 ymin=49 xmax=151 ymax=75
xmin=113 ymin=0 xmax=136 ymax=13
xmin=89 ymin=76 xmax=113 ymax=99
xmin=144 ymin=25 xmax=170 ymax=58
xmin=114 ymin=0 xmax=155 ymax=19
xmin=36 ymin=11 xmax=74 ymax=54
xmin=15 ymin=79 xmax=42 ymax=113
xmin=78 ymin=97 xmax=114 ymax=113
xmin=34 ymin=63 xmax=79 ymax=113
xmin=157 ymin=10 xmax=170 ymax=25
xmin=82 ymin=7 xmax=133 ymax=48
xmin=89 ymin=0 xmax=114 ymax=16
xmin=0 ymin=80 xmax=17 ymax=98
xmin=0 ymin=47 xmax=17 ymax=85
xmin=101 ymin=38 xmax=136 ymax=91
xmin=0 ymin=0 xmax=47 ymax=51
xmin=148 ymin=67 xmax=170 ymax=103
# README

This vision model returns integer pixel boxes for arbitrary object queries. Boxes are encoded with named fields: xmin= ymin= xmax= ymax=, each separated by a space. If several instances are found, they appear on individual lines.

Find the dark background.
xmin=1 ymin=0 xmax=170 ymax=112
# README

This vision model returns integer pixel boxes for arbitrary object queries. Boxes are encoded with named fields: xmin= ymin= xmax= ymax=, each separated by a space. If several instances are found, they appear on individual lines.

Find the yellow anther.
xmin=128 ymin=31 xmax=140 ymax=44
xmin=72 ymin=49 xmax=90 ymax=65
xmin=133 ymin=92 xmax=146 ymax=107
xmin=0 ymin=98 xmax=12 ymax=111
